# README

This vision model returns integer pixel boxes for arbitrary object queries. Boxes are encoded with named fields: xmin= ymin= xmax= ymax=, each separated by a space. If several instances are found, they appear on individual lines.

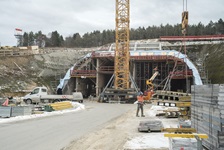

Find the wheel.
xmin=26 ymin=99 xmax=32 ymax=105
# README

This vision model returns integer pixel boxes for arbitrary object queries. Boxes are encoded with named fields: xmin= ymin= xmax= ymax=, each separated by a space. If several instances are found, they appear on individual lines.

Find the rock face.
xmin=203 ymin=44 xmax=224 ymax=83
xmin=0 ymin=48 xmax=88 ymax=96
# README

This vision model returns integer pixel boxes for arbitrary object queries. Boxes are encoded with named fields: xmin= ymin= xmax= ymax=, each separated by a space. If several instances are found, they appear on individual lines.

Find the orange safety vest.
xmin=137 ymin=95 xmax=144 ymax=103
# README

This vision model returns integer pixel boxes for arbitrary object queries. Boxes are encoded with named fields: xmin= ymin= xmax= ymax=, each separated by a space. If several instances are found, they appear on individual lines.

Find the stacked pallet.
xmin=152 ymin=90 xmax=191 ymax=119
xmin=191 ymin=84 xmax=224 ymax=150
xmin=153 ymin=90 xmax=191 ymax=101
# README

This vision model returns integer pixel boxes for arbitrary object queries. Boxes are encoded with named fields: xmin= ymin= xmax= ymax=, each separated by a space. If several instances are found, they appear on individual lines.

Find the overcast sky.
xmin=0 ymin=0 xmax=223 ymax=46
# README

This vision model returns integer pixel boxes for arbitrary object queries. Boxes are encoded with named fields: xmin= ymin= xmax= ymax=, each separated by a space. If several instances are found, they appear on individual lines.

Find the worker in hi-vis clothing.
xmin=136 ymin=92 xmax=145 ymax=117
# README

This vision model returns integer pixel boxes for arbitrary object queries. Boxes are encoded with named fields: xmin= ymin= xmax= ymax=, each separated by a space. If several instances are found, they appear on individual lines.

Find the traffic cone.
xmin=2 ymin=98 xmax=9 ymax=106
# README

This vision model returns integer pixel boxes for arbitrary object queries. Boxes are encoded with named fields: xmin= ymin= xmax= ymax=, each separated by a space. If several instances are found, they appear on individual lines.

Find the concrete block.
xmin=0 ymin=106 xmax=11 ymax=117
xmin=11 ymin=106 xmax=32 ymax=117
xmin=169 ymin=138 xmax=197 ymax=150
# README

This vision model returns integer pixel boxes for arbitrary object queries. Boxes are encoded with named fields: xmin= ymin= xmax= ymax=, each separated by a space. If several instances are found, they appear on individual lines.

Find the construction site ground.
xmin=65 ymin=102 xmax=178 ymax=150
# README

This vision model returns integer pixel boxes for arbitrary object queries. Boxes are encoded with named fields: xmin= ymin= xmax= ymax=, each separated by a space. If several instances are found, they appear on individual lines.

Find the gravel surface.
xmin=64 ymin=104 xmax=177 ymax=150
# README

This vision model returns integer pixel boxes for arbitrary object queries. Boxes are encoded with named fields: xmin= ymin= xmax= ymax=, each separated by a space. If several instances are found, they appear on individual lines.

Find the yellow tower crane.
xmin=99 ymin=0 xmax=139 ymax=102
xmin=115 ymin=0 xmax=130 ymax=89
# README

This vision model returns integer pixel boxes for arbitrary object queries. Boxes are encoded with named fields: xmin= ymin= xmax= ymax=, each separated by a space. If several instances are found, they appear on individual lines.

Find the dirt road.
xmin=0 ymin=102 xmax=136 ymax=150
xmin=0 ymin=101 xmax=176 ymax=150
xmin=64 ymin=104 xmax=171 ymax=150
xmin=64 ymin=108 xmax=136 ymax=150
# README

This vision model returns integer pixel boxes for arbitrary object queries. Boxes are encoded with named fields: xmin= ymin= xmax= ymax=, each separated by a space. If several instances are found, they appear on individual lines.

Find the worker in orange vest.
xmin=136 ymin=92 xmax=145 ymax=117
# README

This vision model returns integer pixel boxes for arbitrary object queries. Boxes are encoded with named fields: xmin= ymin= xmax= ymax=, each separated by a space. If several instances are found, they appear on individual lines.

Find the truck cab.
xmin=23 ymin=87 xmax=48 ymax=104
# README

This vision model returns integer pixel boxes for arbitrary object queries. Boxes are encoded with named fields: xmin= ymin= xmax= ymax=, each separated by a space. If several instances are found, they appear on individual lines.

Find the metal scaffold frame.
xmin=115 ymin=0 xmax=130 ymax=89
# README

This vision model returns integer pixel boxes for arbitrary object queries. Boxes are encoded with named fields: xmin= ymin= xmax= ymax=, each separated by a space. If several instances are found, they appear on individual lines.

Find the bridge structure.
xmin=57 ymin=40 xmax=209 ymax=100
xmin=160 ymin=35 xmax=224 ymax=41
xmin=160 ymin=35 xmax=224 ymax=48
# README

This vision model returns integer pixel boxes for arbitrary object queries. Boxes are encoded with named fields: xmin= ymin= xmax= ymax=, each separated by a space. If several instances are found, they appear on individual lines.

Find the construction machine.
xmin=143 ymin=70 xmax=159 ymax=101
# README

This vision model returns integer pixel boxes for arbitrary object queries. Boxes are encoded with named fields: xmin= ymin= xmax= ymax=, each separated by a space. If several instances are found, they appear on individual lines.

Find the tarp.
xmin=57 ymin=53 xmax=92 ymax=90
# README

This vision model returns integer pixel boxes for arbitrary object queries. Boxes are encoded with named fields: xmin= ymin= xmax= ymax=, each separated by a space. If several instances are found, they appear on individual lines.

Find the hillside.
xmin=167 ymin=43 xmax=224 ymax=84
xmin=0 ymin=43 xmax=224 ymax=97
xmin=203 ymin=43 xmax=224 ymax=83
xmin=0 ymin=49 xmax=87 ymax=97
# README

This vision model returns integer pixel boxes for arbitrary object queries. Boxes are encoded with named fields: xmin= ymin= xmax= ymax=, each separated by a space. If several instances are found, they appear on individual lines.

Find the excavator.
xmin=143 ymin=69 xmax=159 ymax=101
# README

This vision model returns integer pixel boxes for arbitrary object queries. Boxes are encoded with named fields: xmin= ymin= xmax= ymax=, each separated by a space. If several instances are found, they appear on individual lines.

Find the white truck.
xmin=23 ymin=87 xmax=83 ymax=104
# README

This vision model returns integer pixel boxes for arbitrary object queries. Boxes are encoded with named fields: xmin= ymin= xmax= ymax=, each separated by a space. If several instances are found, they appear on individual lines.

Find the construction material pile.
xmin=169 ymin=138 xmax=197 ymax=150
xmin=191 ymin=84 xmax=224 ymax=150
xmin=151 ymin=90 xmax=191 ymax=119
xmin=45 ymin=101 xmax=73 ymax=112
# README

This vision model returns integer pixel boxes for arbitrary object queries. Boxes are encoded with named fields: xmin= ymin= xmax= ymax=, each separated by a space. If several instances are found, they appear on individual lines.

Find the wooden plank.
xmin=49 ymin=101 xmax=73 ymax=110
xmin=162 ymin=128 xmax=196 ymax=133
xmin=164 ymin=133 xmax=208 ymax=139
xmin=176 ymin=102 xmax=191 ymax=107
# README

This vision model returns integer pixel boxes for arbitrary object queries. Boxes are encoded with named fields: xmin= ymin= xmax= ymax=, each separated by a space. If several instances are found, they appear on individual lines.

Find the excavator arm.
xmin=144 ymin=71 xmax=159 ymax=101
xmin=146 ymin=71 xmax=159 ymax=89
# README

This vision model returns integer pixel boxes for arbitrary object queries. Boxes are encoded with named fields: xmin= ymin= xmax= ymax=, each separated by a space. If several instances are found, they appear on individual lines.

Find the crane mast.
xmin=115 ymin=0 xmax=130 ymax=89
xmin=99 ymin=0 xmax=138 ymax=102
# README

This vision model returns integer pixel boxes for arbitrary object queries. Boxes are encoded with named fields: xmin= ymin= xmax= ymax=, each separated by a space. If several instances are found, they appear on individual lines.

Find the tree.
xmin=49 ymin=31 xmax=64 ymax=47
xmin=64 ymin=36 xmax=73 ymax=47
xmin=216 ymin=18 xmax=224 ymax=34
xmin=205 ymin=21 xmax=215 ymax=35
xmin=21 ymin=18 xmax=224 ymax=48
xmin=35 ymin=31 xmax=45 ymax=48
xmin=73 ymin=33 xmax=82 ymax=47
xmin=23 ymin=32 xmax=29 ymax=46
xmin=28 ymin=31 xmax=35 ymax=46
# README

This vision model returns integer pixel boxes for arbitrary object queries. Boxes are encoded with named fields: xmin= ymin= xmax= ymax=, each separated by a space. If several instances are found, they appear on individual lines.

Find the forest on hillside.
xmin=20 ymin=18 xmax=224 ymax=48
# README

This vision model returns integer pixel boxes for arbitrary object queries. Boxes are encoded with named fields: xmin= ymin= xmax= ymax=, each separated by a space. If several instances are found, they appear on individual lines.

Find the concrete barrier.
xmin=11 ymin=106 xmax=32 ymax=117
xmin=0 ymin=106 xmax=11 ymax=117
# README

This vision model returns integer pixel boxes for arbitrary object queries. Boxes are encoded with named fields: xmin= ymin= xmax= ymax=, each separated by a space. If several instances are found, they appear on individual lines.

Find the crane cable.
xmin=183 ymin=0 xmax=189 ymax=93
xmin=163 ymin=0 xmax=189 ymax=92
xmin=183 ymin=0 xmax=187 ymax=11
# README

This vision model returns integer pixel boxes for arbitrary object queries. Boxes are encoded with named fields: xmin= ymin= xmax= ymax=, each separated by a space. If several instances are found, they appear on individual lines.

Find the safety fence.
xmin=0 ymin=106 xmax=32 ymax=118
